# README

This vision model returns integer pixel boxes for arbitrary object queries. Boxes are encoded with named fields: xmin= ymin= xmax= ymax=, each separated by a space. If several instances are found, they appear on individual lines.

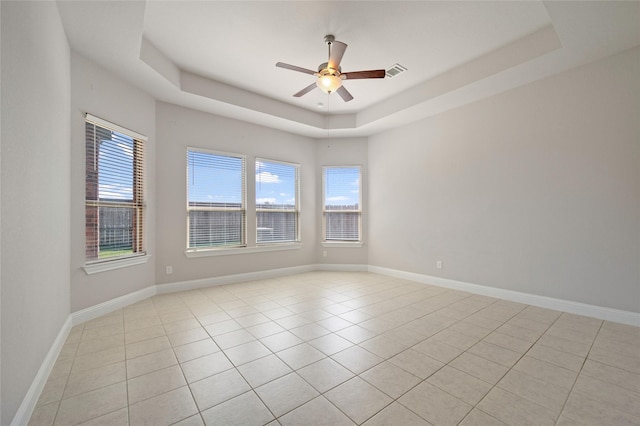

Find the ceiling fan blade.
xmin=342 ymin=69 xmax=386 ymax=80
xmin=293 ymin=83 xmax=317 ymax=97
xmin=328 ymin=40 xmax=347 ymax=70
xmin=276 ymin=62 xmax=317 ymax=75
xmin=336 ymin=86 xmax=353 ymax=102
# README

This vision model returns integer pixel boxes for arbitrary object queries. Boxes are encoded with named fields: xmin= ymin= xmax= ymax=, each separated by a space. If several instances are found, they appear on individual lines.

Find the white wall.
xmin=1 ymin=2 xmax=71 ymax=424
xmin=369 ymin=47 xmax=640 ymax=313
xmin=155 ymin=102 xmax=317 ymax=284
xmin=70 ymin=52 xmax=156 ymax=312
xmin=316 ymin=137 xmax=369 ymax=266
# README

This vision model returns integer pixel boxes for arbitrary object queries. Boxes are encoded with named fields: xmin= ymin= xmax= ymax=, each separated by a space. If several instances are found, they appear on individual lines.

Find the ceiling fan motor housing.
xmin=317 ymin=62 xmax=341 ymax=74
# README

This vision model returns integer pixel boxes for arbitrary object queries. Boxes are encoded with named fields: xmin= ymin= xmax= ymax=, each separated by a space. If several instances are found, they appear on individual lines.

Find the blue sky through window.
xmin=98 ymin=131 xmax=134 ymax=201
xmin=185 ymin=151 xmax=360 ymax=208
xmin=324 ymin=166 xmax=361 ymax=208
xmin=256 ymin=160 xmax=297 ymax=207
xmin=188 ymin=151 xmax=244 ymax=205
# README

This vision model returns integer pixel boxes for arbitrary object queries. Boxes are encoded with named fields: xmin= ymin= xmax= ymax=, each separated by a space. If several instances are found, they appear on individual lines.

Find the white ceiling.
xmin=57 ymin=1 xmax=640 ymax=138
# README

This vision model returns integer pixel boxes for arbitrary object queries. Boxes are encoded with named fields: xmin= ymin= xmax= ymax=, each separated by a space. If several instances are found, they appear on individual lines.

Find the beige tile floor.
xmin=28 ymin=271 xmax=640 ymax=426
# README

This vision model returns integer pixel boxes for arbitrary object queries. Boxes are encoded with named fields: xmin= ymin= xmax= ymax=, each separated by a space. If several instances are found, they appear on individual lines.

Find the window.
xmin=256 ymin=159 xmax=300 ymax=244
xmin=187 ymin=149 xmax=246 ymax=249
xmin=85 ymin=114 xmax=145 ymax=263
xmin=323 ymin=166 xmax=362 ymax=242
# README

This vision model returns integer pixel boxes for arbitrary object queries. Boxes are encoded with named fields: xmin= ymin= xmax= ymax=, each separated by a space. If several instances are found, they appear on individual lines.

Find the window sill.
xmin=322 ymin=241 xmax=364 ymax=248
xmin=185 ymin=242 xmax=302 ymax=258
xmin=83 ymin=254 xmax=151 ymax=275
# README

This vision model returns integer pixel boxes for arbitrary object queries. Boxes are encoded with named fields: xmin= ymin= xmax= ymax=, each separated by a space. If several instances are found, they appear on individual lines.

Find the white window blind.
xmin=323 ymin=166 xmax=362 ymax=242
xmin=187 ymin=149 xmax=246 ymax=249
xmin=256 ymin=159 xmax=300 ymax=244
xmin=85 ymin=114 xmax=145 ymax=263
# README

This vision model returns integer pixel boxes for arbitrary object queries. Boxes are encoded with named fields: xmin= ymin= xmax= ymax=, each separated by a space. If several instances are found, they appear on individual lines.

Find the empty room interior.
xmin=2 ymin=1 xmax=639 ymax=425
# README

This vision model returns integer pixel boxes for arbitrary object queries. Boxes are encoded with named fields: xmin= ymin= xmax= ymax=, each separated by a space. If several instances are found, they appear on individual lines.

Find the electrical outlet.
xmin=322 ymin=251 xmax=327 ymax=257
xmin=166 ymin=266 xmax=173 ymax=275
xmin=436 ymin=260 xmax=442 ymax=269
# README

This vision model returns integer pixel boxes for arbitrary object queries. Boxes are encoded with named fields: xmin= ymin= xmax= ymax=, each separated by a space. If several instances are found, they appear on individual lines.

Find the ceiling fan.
xmin=276 ymin=35 xmax=386 ymax=102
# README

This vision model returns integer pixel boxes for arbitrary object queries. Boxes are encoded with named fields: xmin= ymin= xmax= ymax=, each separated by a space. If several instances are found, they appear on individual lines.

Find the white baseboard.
xmin=368 ymin=265 xmax=640 ymax=327
xmin=70 ymin=262 xmax=640 ymax=328
xmin=11 ymin=316 xmax=72 ymax=426
xmin=156 ymin=264 xmax=317 ymax=294
xmin=315 ymin=263 xmax=369 ymax=272
xmin=71 ymin=285 xmax=156 ymax=326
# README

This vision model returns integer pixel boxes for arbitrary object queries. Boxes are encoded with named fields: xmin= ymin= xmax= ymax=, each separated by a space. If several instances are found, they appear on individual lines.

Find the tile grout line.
xmin=174 ymin=284 xmax=339 ymax=424
xmin=466 ymin=310 xmax=598 ymax=425
xmin=453 ymin=302 xmax=557 ymax=425
xmin=59 ymin=317 xmax=129 ymax=426
xmin=173 ymin=289 xmax=259 ymax=425
xmin=319 ymin=288 xmax=512 ymax=424
xmin=190 ymin=277 xmax=393 ymax=424
xmin=123 ymin=311 xmax=132 ymax=426
xmin=47 ymin=322 xmax=83 ymax=426
xmin=356 ymin=293 xmax=511 ymax=424
xmin=552 ymin=319 xmax=604 ymax=425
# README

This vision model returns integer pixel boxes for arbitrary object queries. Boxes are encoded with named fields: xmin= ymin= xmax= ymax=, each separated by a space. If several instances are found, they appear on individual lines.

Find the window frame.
xmin=322 ymin=165 xmax=363 ymax=246
xmin=83 ymin=114 xmax=149 ymax=273
xmin=255 ymin=157 xmax=301 ymax=246
xmin=186 ymin=147 xmax=247 ymax=252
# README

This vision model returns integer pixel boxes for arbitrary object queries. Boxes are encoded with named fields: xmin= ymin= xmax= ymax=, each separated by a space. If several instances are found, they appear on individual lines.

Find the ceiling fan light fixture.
xmin=317 ymin=71 xmax=342 ymax=93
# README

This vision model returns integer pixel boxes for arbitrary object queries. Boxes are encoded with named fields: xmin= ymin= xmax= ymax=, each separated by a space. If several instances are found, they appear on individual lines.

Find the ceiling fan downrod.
xmin=325 ymin=34 xmax=335 ymax=64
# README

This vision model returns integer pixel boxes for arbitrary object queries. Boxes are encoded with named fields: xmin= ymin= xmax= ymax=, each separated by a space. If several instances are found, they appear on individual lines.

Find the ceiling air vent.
xmin=386 ymin=63 xmax=407 ymax=78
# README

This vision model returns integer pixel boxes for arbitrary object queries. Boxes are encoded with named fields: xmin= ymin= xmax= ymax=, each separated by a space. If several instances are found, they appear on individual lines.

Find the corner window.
xmin=85 ymin=115 xmax=145 ymax=263
xmin=322 ymin=166 xmax=362 ymax=242
xmin=256 ymin=159 xmax=300 ymax=244
xmin=187 ymin=149 xmax=246 ymax=249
